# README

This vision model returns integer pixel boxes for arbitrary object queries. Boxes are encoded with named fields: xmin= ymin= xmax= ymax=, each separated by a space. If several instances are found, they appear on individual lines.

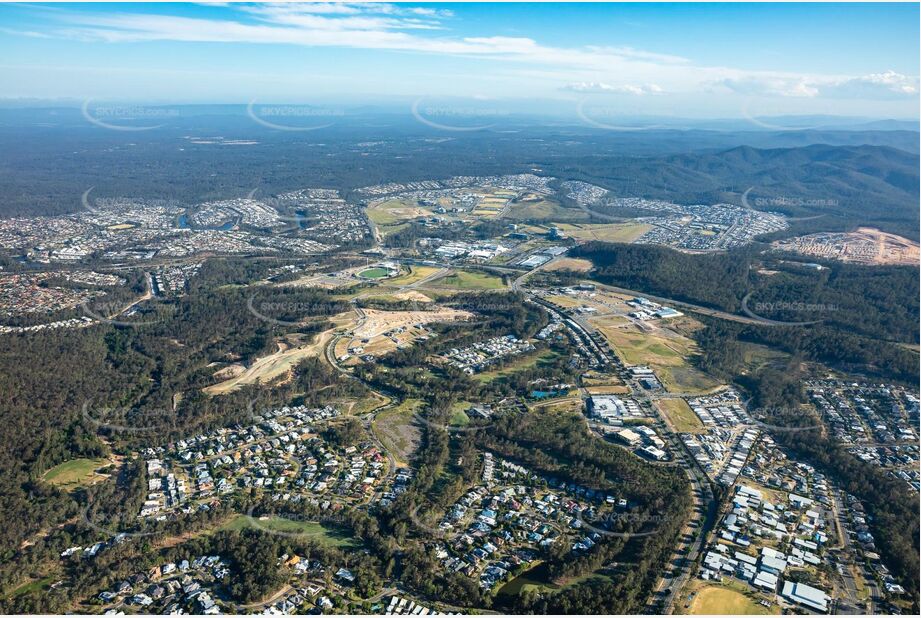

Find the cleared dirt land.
xmin=336 ymin=306 xmax=473 ymax=362
xmin=372 ymin=399 xmax=424 ymax=466
xmin=772 ymin=227 xmax=920 ymax=266
xmin=366 ymin=198 xmax=433 ymax=225
xmin=354 ymin=307 xmax=473 ymax=339
xmin=204 ymin=314 xmax=354 ymax=395
xmin=555 ymin=222 xmax=653 ymax=243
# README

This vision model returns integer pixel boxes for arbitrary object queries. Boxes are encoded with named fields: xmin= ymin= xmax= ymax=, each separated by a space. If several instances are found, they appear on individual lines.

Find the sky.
xmin=1 ymin=1 xmax=919 ymax=119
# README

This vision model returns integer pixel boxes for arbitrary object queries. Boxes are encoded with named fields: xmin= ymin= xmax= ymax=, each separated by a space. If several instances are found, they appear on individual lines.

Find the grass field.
xmin=684 ymin=583 xmax=777 ymax=615
xmin=431 ymin=269 xmax=505 ymax=290
xmin=358 ymin=267 xmax=391 ymax=279
xmin=8 ymin=576 xmax=57 ymax=598
xmin=475 ymin=348 xmax=560 ymax=383
xmin=42 ymin=458 xmax=111 ymax=491
xmin=543 ymin=257 xmax=594 ymax=272
xmin=590 ymin=321 xmax=720 ymax=394
xmin=449 ymin=409 xmax=470 ymax=426
xmin=503 ymin=199 xmax=588 ymax=223
xmin=555 ymin=222 xmax=652 ymax=243
xmin=658 ymin=398 xmax=705 ymax=433
xmin=498 ymin=561 xmax=609 ymax=596
xmin=385 ymin=265 xmax=442 ymax=286
xmin=222 ymin=515 xmax=360 ymax=548
xmin=372 ymin=399 xmax=423 ymax=466
xmin=366 ymin=198 xmax=433 ymax=225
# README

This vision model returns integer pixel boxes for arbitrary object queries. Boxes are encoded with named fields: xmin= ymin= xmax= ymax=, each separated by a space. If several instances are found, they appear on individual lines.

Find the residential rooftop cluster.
xmin=560 ymin=180 xmax=608 ymax=206
xmin=153 ymin=262 xmax=202 ymax=296
xmin=1 ymin=191 xmax=336 ymax=267
xmin=428 ymin=452 xmax=627 ymax=591
xmin=190 ymin=198 xmax=284 ymax=229
xmin=439 ymin=335 xmax=535 ymax=375
xmin=690 ymin=429 xmax=908 ymax=614
xmin=138 ymin=405 xmax=394 ymax=521
xmin=95 ymin=555 xmax=228 ymax=615
xmin=355 ymin=174 xmax=554 ymax=198
xmin=0 ymin=270 xmax=113 ymax=318
xmin=807 ymin=379 xmax=919 ymax=491
xmin=603 ymin=197 xmax=787 ymax=250
xmin=697 ymin=432 xmax=845 ymax=613
xmin=682 ymin=390 xmax=758 ymax=485
xmin=274 ymin=188 xmax=371 ymax=246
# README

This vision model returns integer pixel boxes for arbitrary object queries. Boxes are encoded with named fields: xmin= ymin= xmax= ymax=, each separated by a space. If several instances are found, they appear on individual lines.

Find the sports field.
xmin=685 ymin=584 xmax=776 ymax=615
xmin=358 ymin=267 xmax=391 ymax=279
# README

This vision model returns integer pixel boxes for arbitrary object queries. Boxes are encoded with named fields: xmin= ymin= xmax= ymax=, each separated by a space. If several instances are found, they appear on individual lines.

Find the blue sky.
xmin=1 ymin=2 xmax=918 ymax=118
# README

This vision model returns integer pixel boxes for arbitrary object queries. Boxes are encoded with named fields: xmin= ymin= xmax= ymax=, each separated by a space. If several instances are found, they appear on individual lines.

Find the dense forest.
xmin=1 ymin=112 xmax=917 ymax=237
xmin=573 ymin=241 xmax=919 ymax=381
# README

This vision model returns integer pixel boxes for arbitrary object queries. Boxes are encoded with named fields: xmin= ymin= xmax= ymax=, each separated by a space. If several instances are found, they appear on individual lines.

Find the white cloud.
xmin=820 ymin=70 xmax=919 ymax=99
xmin=714 ymin=76 xmax=820 ymax=98
xmin=564 ymin=82 xmax=664 ymax=95
xmin=12 ymin=2 xmax=918 ymax=108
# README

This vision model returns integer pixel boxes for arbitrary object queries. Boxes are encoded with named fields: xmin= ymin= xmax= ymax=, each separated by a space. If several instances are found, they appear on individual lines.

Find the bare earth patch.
xmin=773 ymin=227 xmax=920 ymax=266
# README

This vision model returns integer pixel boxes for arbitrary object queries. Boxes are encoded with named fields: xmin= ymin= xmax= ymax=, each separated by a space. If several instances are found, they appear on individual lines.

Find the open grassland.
xmin=430 ymin=269 xmax=506 ymax=290
xmin=366 ymin=198 xmax=433 ymax=225
xmin=503 ymin=198 xmax=588 ymax=222
xmin=543 ymin=257 xmax=594 ymax=272
xmin=498 ymin=561 xmax=611 ymax=597
xmin=7 ymin=575 xmax=58 ymax=598
xmin=683 ymin=581 xmax=778 ymax=615
xmin=221 ymin=515 xmax=360 ymax=548
xmin=657 ymin=398 xmax=705 ymax=433
xmin=590 ymin=321 xmax=720 ymax=394
xmin=385 ymin=265 xmax=442 ymax=286
xmin=372 ymin=399 xmax=423 ymax=466
xmin=335 ymin=390 xmax=391 ymax=416
xmin=556 ymin=222 xmax=653 ymax=243
xmin=42 ymin=458 xmax=113 ymax=491
xmin=475 ymin=348 xmax=560 ymax=383
xmin=529 ymin=397 xmax=584 ymax=415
